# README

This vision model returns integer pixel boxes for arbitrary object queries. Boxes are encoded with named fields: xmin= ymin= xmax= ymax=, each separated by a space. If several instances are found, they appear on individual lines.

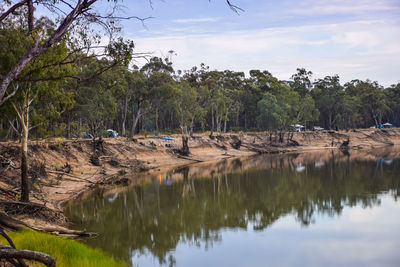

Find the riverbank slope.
xmin=0 ymin=128 xmax=399 ymax=231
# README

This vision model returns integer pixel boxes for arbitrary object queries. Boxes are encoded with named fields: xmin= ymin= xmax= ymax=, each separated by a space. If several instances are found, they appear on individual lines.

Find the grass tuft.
xmin=0 ymin=228 xmax=127 ymax=267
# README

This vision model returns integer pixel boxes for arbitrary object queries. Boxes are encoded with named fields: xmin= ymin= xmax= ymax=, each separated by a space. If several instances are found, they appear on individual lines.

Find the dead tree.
xmin=181 ymin=126 xmax=190 ymax=156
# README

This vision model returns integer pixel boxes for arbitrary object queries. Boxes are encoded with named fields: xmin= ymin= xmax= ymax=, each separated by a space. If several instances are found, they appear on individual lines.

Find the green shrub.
xmin=230 ymin=126 xmax=242 ymax=133
xmin=162 ymin=128 xmax=180 ymax=135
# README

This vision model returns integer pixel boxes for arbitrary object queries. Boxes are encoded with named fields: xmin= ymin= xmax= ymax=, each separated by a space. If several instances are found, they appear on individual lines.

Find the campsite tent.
xmin=160 ymin=136 xmax=175 ymax=141
xmin=383 ymin=123 xmax=393 ymax=128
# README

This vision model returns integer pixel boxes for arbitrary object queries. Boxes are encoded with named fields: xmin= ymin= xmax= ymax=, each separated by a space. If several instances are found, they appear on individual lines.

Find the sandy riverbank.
xmin=0 ymin=128 xmax=399 ymax=232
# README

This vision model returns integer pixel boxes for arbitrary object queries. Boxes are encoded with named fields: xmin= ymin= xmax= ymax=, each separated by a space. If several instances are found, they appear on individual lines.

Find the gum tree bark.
xmin=12 ymin=89 xmax=32 ymax=202
xmin=0 ymin=0 xmax=99 ymax=105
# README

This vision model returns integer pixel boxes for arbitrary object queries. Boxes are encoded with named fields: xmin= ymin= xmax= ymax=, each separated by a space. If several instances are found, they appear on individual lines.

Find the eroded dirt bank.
xmin=70 ymin=145 xmax=400 ymax=207
xmin=0 ymin=128 xmax=399 ymax=232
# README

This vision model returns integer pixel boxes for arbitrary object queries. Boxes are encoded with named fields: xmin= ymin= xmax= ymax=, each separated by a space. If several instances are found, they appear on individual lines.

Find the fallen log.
xmin=176 ymin=155 xmax=204 ymax=162
xmin=0 ymin=212 xmax=27 ymax=230
xmin=0 ymin=200 xmax=65 ymax=224
xmin=0 ymin=211 xmax=96 ymax=238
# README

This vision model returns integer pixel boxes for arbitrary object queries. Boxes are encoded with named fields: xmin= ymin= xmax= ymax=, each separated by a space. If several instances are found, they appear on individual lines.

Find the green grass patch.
xmin=0 ymin=228 xmax=127 ymax=267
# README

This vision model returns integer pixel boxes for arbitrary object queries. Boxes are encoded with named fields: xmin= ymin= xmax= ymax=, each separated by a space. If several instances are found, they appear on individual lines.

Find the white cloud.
xmin=173 ymin=17 xmax=220 ymax=24
xmin=131 ymin=18 xmax=400 ymax=86
xmin=290 ymin=0 xmax=399 ymax=15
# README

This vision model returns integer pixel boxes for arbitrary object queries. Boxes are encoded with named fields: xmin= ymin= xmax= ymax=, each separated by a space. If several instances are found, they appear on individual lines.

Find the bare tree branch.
xmin=16 ymin=75 xmax=82 ymax=83
xmin=0 ymin=0 xmax=27 ymax=23
xmin=88 ymin=13 xmax=154 ymax=23
xmin=59 ymin=0 xmax=75 ymax=10
xmin=1 ymin=84 xmax=19 ymax=104
xmin=7 ymin=119 xmax=22 ymax=137
xmin=226 ymin=0 xmax=244 ymax=14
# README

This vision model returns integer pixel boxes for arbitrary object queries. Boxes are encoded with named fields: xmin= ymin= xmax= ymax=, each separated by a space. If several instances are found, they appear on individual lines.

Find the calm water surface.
xmin=64 ymin=148 xmax=400 ymax=267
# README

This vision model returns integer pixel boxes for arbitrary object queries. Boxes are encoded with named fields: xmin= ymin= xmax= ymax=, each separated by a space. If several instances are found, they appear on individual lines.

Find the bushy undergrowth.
xmin=0 ymin=229 xmax=127 ymax=267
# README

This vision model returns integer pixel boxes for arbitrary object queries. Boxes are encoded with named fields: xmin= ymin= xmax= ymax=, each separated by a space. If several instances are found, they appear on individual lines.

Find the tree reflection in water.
xmin=64 ymin=149 xmax=400 ymax=265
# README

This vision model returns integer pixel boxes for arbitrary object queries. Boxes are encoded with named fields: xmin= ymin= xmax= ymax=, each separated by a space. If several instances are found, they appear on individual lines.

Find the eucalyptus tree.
xmin=174 ymin=81 xmax=199 ymax=155
xmin=296 ymin=94 xmax=319 ymax=128
xmin=386 ymin=83 xmax=400 ymax=126
xmin=220 ymin=70 xmax=245 ymax=132
xmin=141 ymin=57 xmax=175 ymax=134
xmin=106 ymin=66 xmax=129 ymax=136
xmin=253 ymin=73 xmax=302 ymax=142
xmin=199 ymin=70 xmax=224 ymax=135
xmin=240 ymin=79 xmax=261 ymax=129
xmin=182 ymin=64 xmax=209 ymax=132
xmin=0 ymin=0 xmax=136 ymax=105
xmin=0 ymin=19 xmax=75 ymax=202
xmin=257 ymin=92 xmax=282 ymax=131
xmin=290 ymin=68 xmax=313 ymax=97
xmin=312 ymin=75 xmax=344 ymax=130
xmin=345 ymin=80 xmax=390 ymax=128
xmin=75 ymin=58 xmax=120 ymax=140
xmin=126 ymin=69 xmax=148 ymax=138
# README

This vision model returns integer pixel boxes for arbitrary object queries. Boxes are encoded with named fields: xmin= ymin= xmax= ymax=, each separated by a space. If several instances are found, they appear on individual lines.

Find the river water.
xmin=64 ymin=148 xmax=400 ymax=267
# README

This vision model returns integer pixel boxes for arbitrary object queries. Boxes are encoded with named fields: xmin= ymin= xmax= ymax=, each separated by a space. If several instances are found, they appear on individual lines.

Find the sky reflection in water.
xmin=64 ymin=149 xmax=400 ymax=267
xmin=151 ymin=195 xmax=399 ymax=267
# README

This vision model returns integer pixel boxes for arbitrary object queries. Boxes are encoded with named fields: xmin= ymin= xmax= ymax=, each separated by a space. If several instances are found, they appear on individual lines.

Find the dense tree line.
xmin=2 ymin=54 xmax=399 ymax=141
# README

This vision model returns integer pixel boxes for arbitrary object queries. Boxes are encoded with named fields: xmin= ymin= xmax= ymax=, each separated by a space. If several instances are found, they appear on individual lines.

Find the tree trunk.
xmin=13 ymin=90 xmax=31 ymax=202
xmin=244 ymin=111 xmax=247 ymax=130
xmin=224 ymin=110 xmax=228 ymax=133
xmin=78 ymin=117 xmax=82 ymax=137
xmin=181 ymin=126 xmax=189 ymax=156
xmin=190 ymin=117 xmax=195 ymax=136
xmin=20 ymin=126 xmax=29 ymax=202
xmin=216 ymin=114 xmax=221 ymax=133
xmin=210 ymin=107 xmax=214 ymax=136
xmin=66 ymin=113 xmax=71 ymax=139
xmin=155 ymin=107 xmax=159 ymax=135
xmin=121 ymin=96 xmax=128 ymax=136
xmin=130 ymin=106 xmax=142 ymax=138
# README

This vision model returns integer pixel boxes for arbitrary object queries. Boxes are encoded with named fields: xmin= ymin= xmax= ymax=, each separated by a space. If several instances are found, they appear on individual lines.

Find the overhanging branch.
xmin=0 ymin=0 xmax=28 ymax=23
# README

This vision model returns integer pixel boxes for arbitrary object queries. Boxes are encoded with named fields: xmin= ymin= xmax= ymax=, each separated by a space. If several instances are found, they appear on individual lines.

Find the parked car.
xmin=107 ymin=129 xmax=118 ymax=138
xmin=313 ymin=126 xmax=324 ymax=131
xmin=84 ymin=133 xmax=93 ymax=139
xmin=292 ymin=124 xmax=305 ymax=132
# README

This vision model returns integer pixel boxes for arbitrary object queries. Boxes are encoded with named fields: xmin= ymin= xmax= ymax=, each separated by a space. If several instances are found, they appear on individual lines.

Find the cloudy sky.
xmin=98 ymin=0 xmax=400 ymax=86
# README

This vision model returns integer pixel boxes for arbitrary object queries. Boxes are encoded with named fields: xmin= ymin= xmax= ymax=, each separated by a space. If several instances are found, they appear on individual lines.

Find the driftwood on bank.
xmin=0 ymin=200 xmax=65 ymax=224
xmin=176 ymin=155 xmax=204 ymax=162
xmin=0 ymin=212 xmax=27 ymax=230
xmin=0 ymin=202 xmax=96 ymax=237
xmin=47 ymin=170 xmax=97 ymax=184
